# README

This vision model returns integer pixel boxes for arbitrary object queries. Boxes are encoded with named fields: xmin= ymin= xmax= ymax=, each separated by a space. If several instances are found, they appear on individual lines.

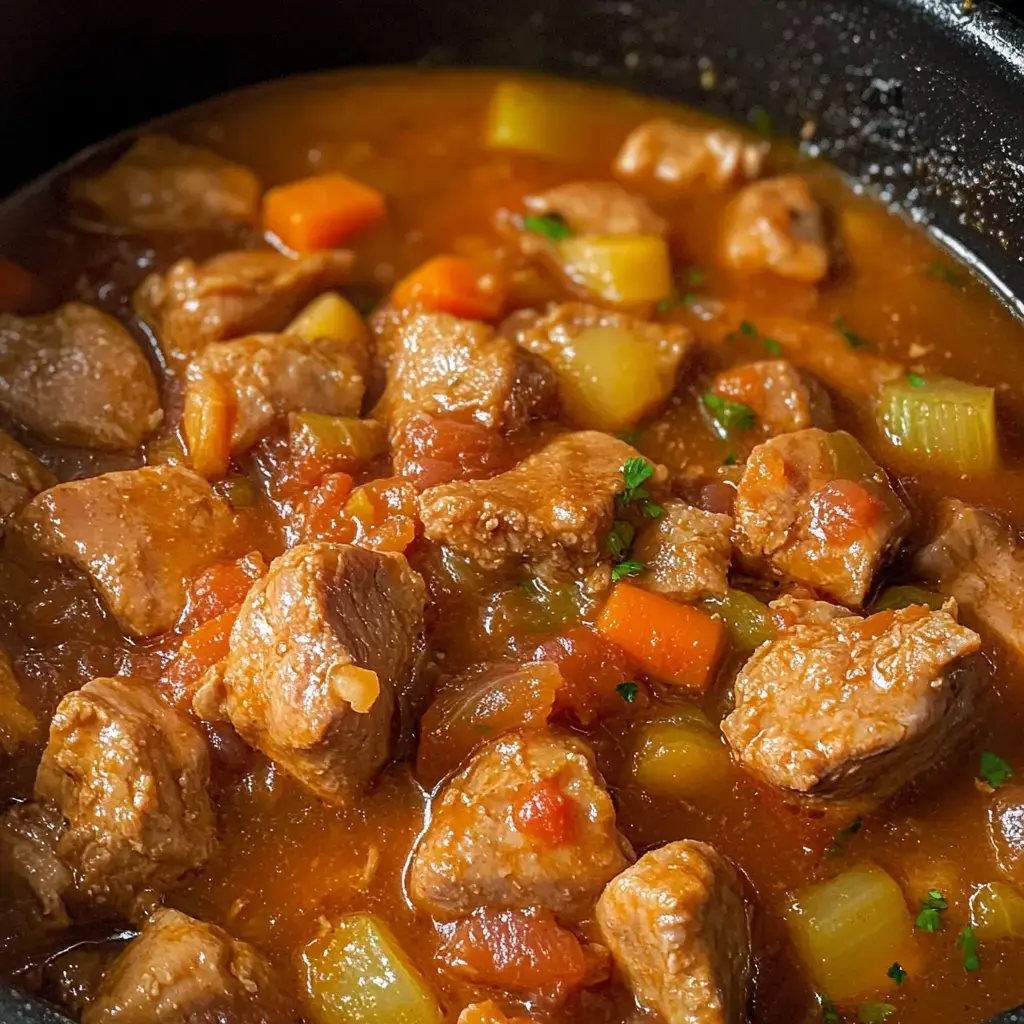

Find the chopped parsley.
xmin=723 ymin=451 xmax=738 ymax=467
xmin=887 ymin=962 xmax=907 ymax=986
xmin=980 ymin=751 xmax=1012 ymax=789
xmin=926 ymin=260 xmax=968 ymax=287
xmin=612 ymin=559 xmax=645 ymax=582
xmin=739 ymin=320 xmax=758 ymax=337
xmin=522 ymin=212 xmax=574 ymax=240
xmin=914 ymin=889 xmax=948 ymax=932
xmin=957 ymin=925 xmax=980 ymax=972
xmin=825 ymin=817 xmax=863 ymax=858
xmin=473 ymin=723 xmax=494 ymax=735
xmin=763 ymin=337 xmax=783 ymax=356
xmin=685 ymin=267 xmax=706 ymax=287
xmin=605 ymin=519 xmax=636 ymax=560
xmin=907 ymin=371 xmax=926 ymax=388
xmin=820 ymin=995 xmax=840 ymax=1024
xmin=657 ymin=267 xmax=706 ymax=312
xmin=703 ymin=392 xmax=757 ymax=436
xmin=616 ymin=428 xmax=642 ymax=445
xmin=858 ymin=1003 xmax=895 ymax=1024
xmin=616 ymin=681 xmax=639 ymax=703
xmin=617 ymin=457 xmax=663 ymax=519
xmin=834 ymin=315 xmax=872 ymax=350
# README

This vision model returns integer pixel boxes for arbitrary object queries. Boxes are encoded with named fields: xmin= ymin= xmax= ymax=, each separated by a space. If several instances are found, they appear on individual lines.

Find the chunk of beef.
xmin=596 ymin=840 xmax=751 ymax=1024
xmin=915 ymin=500 xmax=1024 ymax=660
xmin=510 ymin=302 xmax=692 ymax=429
xmin=82 ymin=908 xmax=299 ymax=1024
xmin=0 ymin=803 xmax=72 ymax=924
xmin=720 ymin=177 xmax=828 ymax=283
xmin=135 ymin=250 xmax=352 ymax=362
xmin=0 ymin=302 xmax=162 ymax=449
xmin=409 ymin=730 xmax=632 ymax=919
xmin=709 ymin=359 xmax=832 ymax=438
xmin=523 ymin=182 xmax=666 ymax=236
xmin=34 ymin=677 xmax=215 ymax=919
xmin=16 ymin=465 xmax=238 ymax=636
xmin=988 ymin=785 xmax=1024 ymax=887
xmin=721 ymin=605 xmax=981 ymax=802
xmin=185 ymin=332 xmax=366 ymax=456
xmin=0 ymin=646 xmax=38 ymax=752
xmin=194 ymin=543 xmax=425 ymax=804
xmin=733 ymin=428 xmax=909 ymax=607
xmin=0 ymin=429 xmax=55 ymax=529
xmin=419 ymin=431 xmax=650 ymax=574
xmin=73 ymin=134 xmax=261 ymax=233
xmin=614 ymin=119 xmax=767 ymax=190
xmin=633 ymin=500 xmax=732 ymax=602
xmin=768 ymin=594 xmax=854 ymax=630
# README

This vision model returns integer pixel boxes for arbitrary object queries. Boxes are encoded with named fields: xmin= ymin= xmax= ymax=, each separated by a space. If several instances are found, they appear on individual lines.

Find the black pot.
xmin=2 ymin=0 xmax=1024 ymax=1020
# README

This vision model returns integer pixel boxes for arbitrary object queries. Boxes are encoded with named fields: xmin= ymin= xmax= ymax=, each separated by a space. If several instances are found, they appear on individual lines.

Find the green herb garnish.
xmin=957 ymin=925 xmax=980 ymax=971
xmin=826 ymin=817 xmax=863 ymax=858
xmin=914 ymin=889 xmax=948 ymax=932
xmin=616 ymin=428 xmax=642 ymax=446
xmin=907 ymin=371 xmax=926 ymax=388
xmin=616 ymin=681 xmax=639 ymax=703
xmin=522 ymin=212 xmax=574 ymax=241
xmin=834 ymin=315 xmax=872 ymax=350
xmin=723 ymin=451 xmax=738 ymax=467
xmin=763 ymin=337 xmax=783 ymax=356
xmin=820 ymin=995 xmax=840 ymax=1024
xmin=858 ymin=1003 xmax=895 ymax=1024
xmin=605 ymin=519 xmax=636 ymax=560
xmin=612 ymin=559 xmax=645 ymax=582
xmin=739 ymin=320 xmax=758 ymax=337
xmin=887 ymin=962 xmax=907 ymax=986
xmin=980 ymin=751 xmax=1012 ymax=789
xmin=703 ymin=392 xmax=757 ymax=435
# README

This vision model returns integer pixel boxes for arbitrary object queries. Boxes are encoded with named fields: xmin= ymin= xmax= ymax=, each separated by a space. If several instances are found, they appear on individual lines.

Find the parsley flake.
xmin=834 ymin=315 xmax=871 ymax=350
xmin=858 ymin=1003 xmax=895 ymax=1024
xmin=907 ymin=371 xmax=926 ymax=388
xmin=473 ymin=723 xmax=494 ymax=735
xmin=616 ymin=681 xmax=639 ymax=703
xmin=622 ymin=456 xmax=655 ymax=496
xmin=723 ymin=452 xmax=738 ymax=467
xmin=826 ymin=817 xmax=863 ymax=858
xmin=915 ymin=889 xmax=948 ymax=932
xmin=656 ymin=296 xmax=676 ymax=313
xmin=612 ymin=559 xmax=645 ymax=582
xmin=957 ymin=925 xmax=980 ymax=971
xmin=980 ymin=751 xmax=1012 ymax=789
xmin=522 ymin=212 xmax=574 ymax=240
xmin=887 ymin=962 xmax=907 ymax=986
xmin=763 ymin=337 xmax=783 ymax=356
xmin=686 ymin=267 xmax=706 ymax=287
xmin=605 ymin=520 xmax=636 ymax=560
xmin=616 ymin=427 xmax=642 ymax=445
xmin=739 ymin=320 xmax=758 ymax=337
xmin=820 ymin=995 xmax=840 ymax=1024
xmin=703 ymin=392 xmax=757 ymax=436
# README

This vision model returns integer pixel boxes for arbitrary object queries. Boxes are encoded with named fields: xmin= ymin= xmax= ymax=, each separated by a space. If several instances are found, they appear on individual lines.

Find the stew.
xmin=1 ymin=67 xmax=1024 ymax=1024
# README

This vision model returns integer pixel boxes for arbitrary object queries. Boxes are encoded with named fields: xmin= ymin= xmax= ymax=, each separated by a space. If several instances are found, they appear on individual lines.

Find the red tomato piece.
xmin=514 ymin=780 xmax=577 ymax=846
xmin=395 ymin=413 xmax=510 ymax=491
xmin=808 ymin=478 xmax=883 ymax=543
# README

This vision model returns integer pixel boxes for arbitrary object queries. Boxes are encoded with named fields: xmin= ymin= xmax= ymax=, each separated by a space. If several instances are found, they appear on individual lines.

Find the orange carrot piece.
xmin=0 ymin=258 xmax=36 ymax=314
xmin=596 ymin=583 xmax=726 ymax=691
xmin=391 ymin=255 xmax=505 ymax=320
xmin=263 ymin=172 xmax=385 ymax=251
xmin=181 ymin=553 xmax=267 ymax=631
xmin=165 ymin=602 xmax=243 ymax=697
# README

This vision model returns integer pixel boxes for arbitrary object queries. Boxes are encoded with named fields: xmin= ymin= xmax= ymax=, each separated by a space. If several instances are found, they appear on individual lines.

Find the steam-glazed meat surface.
xmin=0 ymin=429 xmax=55 ymax=528
xmin=195 ymin=542 xmax=425 ymax=803
xmin=523 ymin=182 xmax=667 ymax=237
xmin=33 ymin=677 xmax=215 ymax=919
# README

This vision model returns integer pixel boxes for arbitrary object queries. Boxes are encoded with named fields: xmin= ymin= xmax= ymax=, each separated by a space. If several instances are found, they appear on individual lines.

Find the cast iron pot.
xmin=2 ymin=0 xmax=1024 ymax=1020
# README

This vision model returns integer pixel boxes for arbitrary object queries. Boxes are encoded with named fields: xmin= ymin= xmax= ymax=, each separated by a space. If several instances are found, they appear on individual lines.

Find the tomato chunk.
xmin=808 ymin=478 xmax=883 ymax=543
xmin=395 ymin=413 xmax=510 ymax=491
xmin=514 ymin=780 xmax=577 ymax=846
xmin=180 ymin=553 xmax=267 ymax=631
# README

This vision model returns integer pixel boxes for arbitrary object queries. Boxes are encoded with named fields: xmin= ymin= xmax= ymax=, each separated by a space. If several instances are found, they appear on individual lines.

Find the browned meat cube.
xmin=916 ymin=500 xmax=1024 ymax=660
xmin=16 ymin=465 xmax=238 ymax=636
xmin=733 ymin=428 xmax=909 ymax=607
xmin=418 ymin=431 xmax=651 ymax=574
xmin=0 ymin=429 xmax=54 ymax=529
xmin=409 ymin=730 xmax=632 ymax=919
xmin=135 ymin=249 xmax=352 ymax=362
xmin=614 ymin=119 xmax=767 ymax=190
xmin=185 ymin=332 xmax=366 ymax=457
xmin=721 ymin=605 xmax=981 ymax=802
xmin=596 ymin=840 xmax=751 ymax=1024
xmin=0 ymin=802 xmax=72 ymax=925
xmin=720 ymin=177 xmax=828 ymax=282
xmin=194 ymin=542 xmax=425 ymax=804
xmin=0 ymin=303 xmax=162 ymax=450
xmin=633 ymin=500 xmax=732 ymax=602
xmin=82 ymin=908 xmax=299 ymax=1024
xmin=0 ymin=647 xmax=37 ymax=753
xmin=988 ymin=785 xmax=1024 ymax=886
xmin=73 ymin=134 xmax=262 ymax=233
xmin=709 ymin=359 xmax=832 ymax=439
xmin=34 ymin=677 xmax=215 ymax=919
xmin=768 ymin=594 xmax=854 ymax=629
xmin=523 ymin=181 xmax=667 ymax=236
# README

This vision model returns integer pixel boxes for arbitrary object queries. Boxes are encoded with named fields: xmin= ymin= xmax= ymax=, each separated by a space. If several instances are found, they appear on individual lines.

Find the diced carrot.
xmin=808 ymin=479 xmax=883 ymax=543
xmin=514 ymin=780 xmax=577 ymax=846
xmin=596 ymin=583 xmax=726 ymax=691
xmin=438 ymin=909 xmax=589 ymax=999
xmin=391 ymin=255 xmax=506 ymax=320
xmin=180 ymin=553 xmax=268 ymax=632
xmin=165 ymin=602 xmax=243 ymax=701
xmin=263 ymin=172 xmax=385 ymax=252
xmin=183 ymin=376 xmax=233 ymax=480
xmin=0 ymin=258 xmax=36 ymax=314
xmin=301 ymin=472 xmax=357 ymax=542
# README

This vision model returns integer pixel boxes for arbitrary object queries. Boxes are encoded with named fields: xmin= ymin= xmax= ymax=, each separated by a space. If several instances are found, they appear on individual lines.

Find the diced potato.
xmin=289 ymin=413 xmax=387 ymax=468
xmin=287 ymin=291 xmax=370 ymax=347
xmin=301 ymin=913 xmax=443 ymax=1024
xmin=484 ymin=80 xmax=588 ymax=160
xmin=880 ymin=376 xmax=998 ymax=475
xmin=783 ymin=863 xmax=919 ymax=1002
xmin=552 ymin=324 xmax=677 ymax=431
xmin=183 ymin=376 xmax=232 ymax=480
xmin=701 ymin=589 xmax=774 ymax=653
xmin=971 ymin=882 xmax=1024 ymax=940
xmin=559 ymin=235 xmax=672 ymax=306
xmin=630 ymin=707 xmax=732 ymax=800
